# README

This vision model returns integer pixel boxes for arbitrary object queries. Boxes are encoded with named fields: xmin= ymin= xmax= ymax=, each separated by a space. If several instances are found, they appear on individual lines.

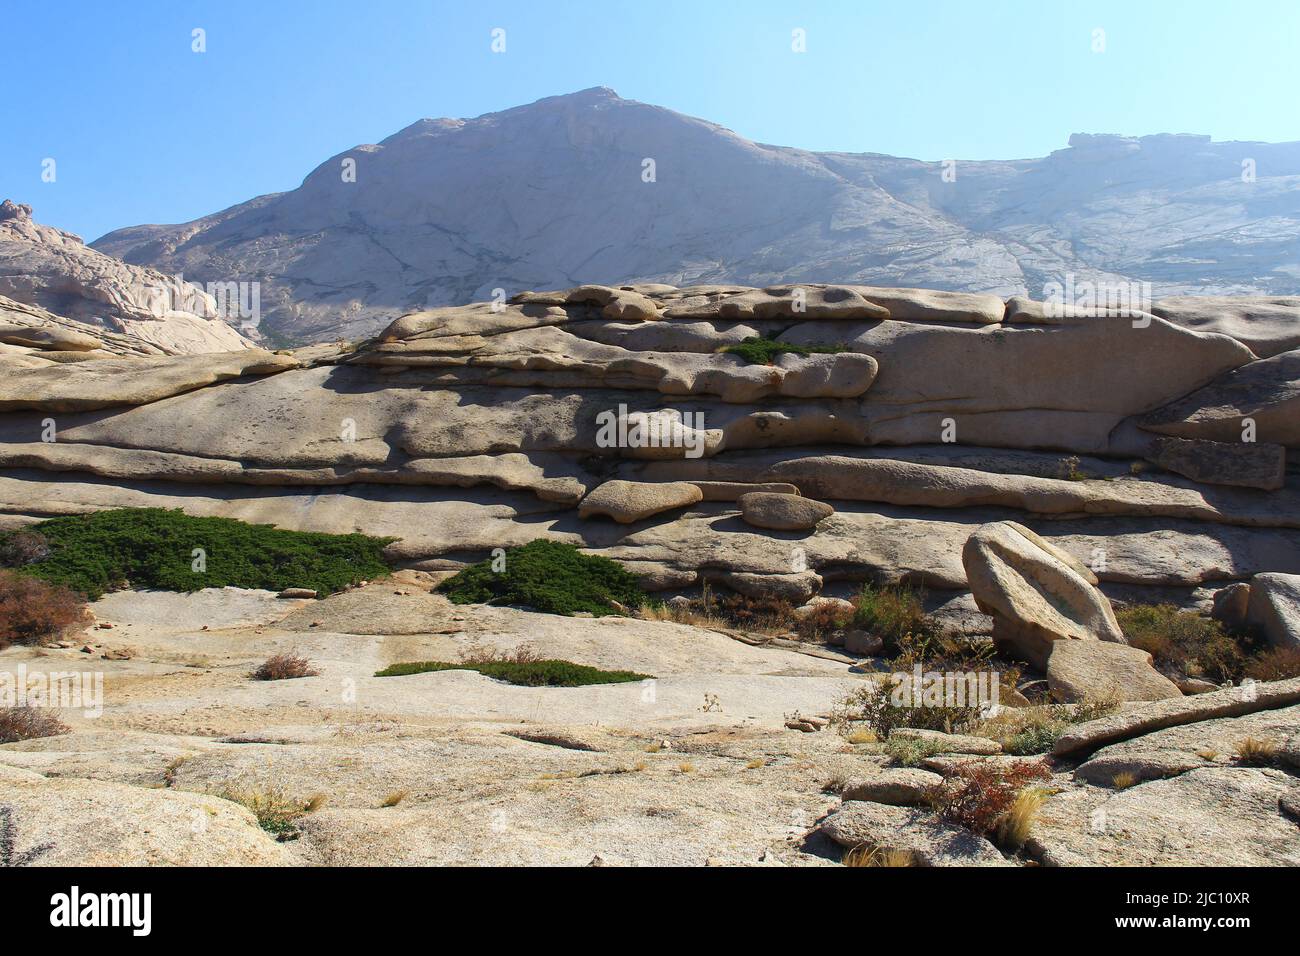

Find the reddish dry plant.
xmin=929 ymin=760 xmax=1052 ymax=836
xmin=251 ymin=653 xmax=319 ymax=681
xmin=0 ymin=705 xmax=70 ymax=744
xmin=0 ymin=570 xmax=88 ymax=650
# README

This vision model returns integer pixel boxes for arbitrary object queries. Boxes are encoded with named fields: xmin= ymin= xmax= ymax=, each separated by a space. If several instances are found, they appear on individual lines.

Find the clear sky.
xmin=5 ymin=0 xmax=1298 ymax=242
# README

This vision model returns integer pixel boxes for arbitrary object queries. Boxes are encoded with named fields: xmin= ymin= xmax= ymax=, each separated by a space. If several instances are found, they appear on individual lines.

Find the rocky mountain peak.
xmin=0 ymin=199 xmax=33 ymax=222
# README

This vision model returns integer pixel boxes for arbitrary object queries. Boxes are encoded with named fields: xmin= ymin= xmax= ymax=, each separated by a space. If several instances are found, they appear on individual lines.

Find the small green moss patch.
xmin=374 ymin=659 xmax=651 ymax=686
xmin=722 ymin=336 xmax=848 ymax=365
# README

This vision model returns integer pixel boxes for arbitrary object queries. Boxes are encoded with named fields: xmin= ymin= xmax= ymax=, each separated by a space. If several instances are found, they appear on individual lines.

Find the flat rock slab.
xmin=0 ymin=774 xmax=292 ymax=865
xmin=90 ymin=588 xmax=295 ymax=631
xmin=1030 ymin=767 xmax=1300 ymax=866
xmin=1149 ymin=436 xmax=1285 ymax=491
xmin=1139 ymin=346 xmax=1300 ymax=448
xmin=1053 ymin=677 xmax=1300 ymax=757
xmin=890 ymin=729 xmax=1002 ymax=755
xmin=840 ymin=768 xmax=943 ymax=805
xmin=818 ymin=800 xmax=1012 ymax=866
xmin=277 ymin=584 xmax=457 ymax=635
xmin=1074 ymin=704 xmax=1300 ymax=785
xmin=1045 ymin=640 xmax=1182 ymax=704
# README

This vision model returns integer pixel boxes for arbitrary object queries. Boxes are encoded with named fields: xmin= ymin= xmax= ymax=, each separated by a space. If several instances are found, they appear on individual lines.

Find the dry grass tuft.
xmin=1110 ymin=771 xmax=1139 ymax=789
xmin=843 ymin=845 xmax=916 ymax=867
xmin=745 ymin=758 xmax=765 ymax=770
xmin=996 ymin=787 xmax=1048 ymax=850
xmin=1234 ymin=737 xmax=1279 ymax=766
xmin=458 ymin=642 xmax=542 ymax=665
xmin=380 ymin=790 xmax=408 ymax=807
xmin=677 ymin=762 xmax=696 ymax=774
xmin=251 ymin=653 xmax=319 ymax=681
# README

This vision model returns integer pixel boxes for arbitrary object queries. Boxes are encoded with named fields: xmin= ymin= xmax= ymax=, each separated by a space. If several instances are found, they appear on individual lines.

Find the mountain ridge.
xmin=91 ymin=88 xmax=1300 ymax=344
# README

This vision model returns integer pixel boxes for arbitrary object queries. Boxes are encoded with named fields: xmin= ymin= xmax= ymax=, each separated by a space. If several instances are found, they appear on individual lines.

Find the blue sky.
xmin=5 ymin=0 xmax=1299 ymax=242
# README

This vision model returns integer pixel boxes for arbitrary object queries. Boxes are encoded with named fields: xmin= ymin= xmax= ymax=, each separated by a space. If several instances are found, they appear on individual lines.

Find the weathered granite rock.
xmin=1149 ymin=436 xmax=1285 ymax=490
xmin=0 ymin=349 xmax=297 ymax=412
xmin=889 ymin=729 xmax=1002 ymax=755
xmin=1140 ymin=347 xmax=1300 ymax=448
xmin=0 ymin=322 xmax=102 ymax=351
xmin=738 ymin=492 xmax=833 ymax=531
xmin=0 ymin=774 xmax=292 ymax=865
xmin=1029 ymin=767 xmax=1300 ymax=867
xmin=689 ymin=481 xmax=800 ymax=501
xmin=787 ymin=313 xmax=1252 ymax=454
xmin=563 ymin=284 xmax=661 ymax=321
xmin=963 ymin=521 xmax=1126 ymax=669
xmin=1045 ymin=640 xmax=1182 ymax=703
xmin=670 ymin=285 xmax=891 ymax=321
xmin=0 ymin=202 xmax=254 ymax=354
xmin=709 ymin=569 xmax=823 ymax=604
xmin=1153 ymin=296 xmax=1300 ymax=359
xmin=577 ymin=480 xmax=703 ymax=523
xmin=1053 ymin=677 xmax=1300 ymax=757
xmin=840 ymin=768 xmax=943 ymax=805
xmin=819 ymin=801 xmax=1011 ymax=866
xmin=1073 ymin=704 xmax=1300 ymax=785
xmin=843 ymin=629 xmax=884 ymax=656
xmin=1211 ymin=583 xmax=1251 ymax=627
xmin=1245 ymin=573 xmax=1300 ymax=650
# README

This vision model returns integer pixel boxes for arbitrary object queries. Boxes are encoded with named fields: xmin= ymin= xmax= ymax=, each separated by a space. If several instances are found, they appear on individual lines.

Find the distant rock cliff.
xmin=0 ymin=199 xmax=254 ymax=355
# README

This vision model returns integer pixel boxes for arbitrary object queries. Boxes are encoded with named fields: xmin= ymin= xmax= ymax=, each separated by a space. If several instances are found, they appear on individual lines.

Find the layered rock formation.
xmin=0 ymin=200 xmax=254 ymax=355
xmin=2 ymin=282 xmax=1297 ymax=649
xmin=91 ymin=89 xmax=1300 ymax=344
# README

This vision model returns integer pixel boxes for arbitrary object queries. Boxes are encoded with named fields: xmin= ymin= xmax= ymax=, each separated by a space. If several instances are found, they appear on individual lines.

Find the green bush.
xmin=7 ymin=508 xmax=393 ymax=600
xmin=374 ymin=659 xmax=651 ymax=687
xmin=832 ymin=676 xmax=984 ymax=740
xmin=1116 ymin=603 xmax=1247 ymax=682
xmin=1001 ymin=721 xmax=1066 ymax=756
xmin=854 ymin=582 xmax=939 ymax=651
xmin=722 ymin=336 xmax=848 ymax=365
xmin=437 ymin=539 xmax=647 ymax=616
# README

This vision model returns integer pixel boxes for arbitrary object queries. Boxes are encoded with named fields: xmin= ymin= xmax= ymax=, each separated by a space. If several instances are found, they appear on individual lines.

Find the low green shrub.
xmin=832 ymin=676 xmax=984 ymax=740
xmin=437 ymin=539 xmax=647 ymax=616
xmin=375 ymin=659 xmax=651 ymax=687
xmin=1116 ymin=603 xmax=1247 ymax=682
xmin=854 ymin=582 xmax=937 ymax=651
xmin=6 ymin=508 xmax=393 ymax=600
xmin=722 ymin=336 xmax=848 ymax=365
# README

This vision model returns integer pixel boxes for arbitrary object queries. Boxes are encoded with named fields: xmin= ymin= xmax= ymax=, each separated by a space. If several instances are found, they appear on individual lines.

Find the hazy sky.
xmin=5 ymin=0 xmax=1298 ymax=241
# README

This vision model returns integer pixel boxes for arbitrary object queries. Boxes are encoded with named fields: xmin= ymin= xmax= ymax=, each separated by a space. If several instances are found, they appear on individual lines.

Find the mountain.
xmin=93 ymin=87 xmax=1300 ymax=344
xmin=0 ymin=200 xmax=255 ymax=354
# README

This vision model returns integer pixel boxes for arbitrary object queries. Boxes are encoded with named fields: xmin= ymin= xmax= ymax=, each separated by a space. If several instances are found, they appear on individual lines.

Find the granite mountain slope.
xmin=93 ymin=88 xmax=1300 ymax=345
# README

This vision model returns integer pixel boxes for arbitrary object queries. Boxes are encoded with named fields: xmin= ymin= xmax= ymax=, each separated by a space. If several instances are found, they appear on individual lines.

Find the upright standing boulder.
xmin=962 ymin=521 xmax=1126 ymax=669
xmin=1245 ymin=573 xmax=1300 ymax=650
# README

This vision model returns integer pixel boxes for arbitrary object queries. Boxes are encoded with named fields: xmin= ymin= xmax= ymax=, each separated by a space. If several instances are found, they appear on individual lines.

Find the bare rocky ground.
xmin=3 ymin=573 xmax=1297 ymax=867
